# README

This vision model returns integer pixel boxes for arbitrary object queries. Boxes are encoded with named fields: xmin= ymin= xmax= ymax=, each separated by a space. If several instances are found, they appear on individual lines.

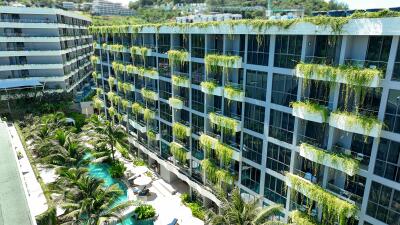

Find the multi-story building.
xmin=91 ymin=0 xmax=134 ymax=16
xmin=0 ymin=7 xmax=93 ymax=95
xmin=91 ymin=15 xmax=400 ymax=225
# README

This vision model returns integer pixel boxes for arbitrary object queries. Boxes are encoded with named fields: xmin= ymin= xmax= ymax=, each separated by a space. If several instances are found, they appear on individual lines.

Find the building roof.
xmin=0 ymin=79 xmax=43 ymax=90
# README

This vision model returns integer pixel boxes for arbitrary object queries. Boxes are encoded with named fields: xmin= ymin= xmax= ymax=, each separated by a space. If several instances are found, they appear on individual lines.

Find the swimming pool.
xmin=88 ymin=163 xmax=135 ymax=225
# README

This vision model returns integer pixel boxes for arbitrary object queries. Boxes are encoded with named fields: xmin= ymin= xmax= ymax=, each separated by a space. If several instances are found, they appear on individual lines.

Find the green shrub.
xmin=109 ymin=161 xmax=126 ymax=178
xmin=180 ymin=193 xmax=205 ymax=220
xmin=133 ymin=159 xmax=146 ymax=166
xmin=36 ymin=206 xmax=56 ymax=225
xmin=66 ymin=112 xmax=87 ymax=131
xmin=135 ymin=204 xmax=156 ymax=220
xmin=181 ymin=193 xmax=190 ymax=203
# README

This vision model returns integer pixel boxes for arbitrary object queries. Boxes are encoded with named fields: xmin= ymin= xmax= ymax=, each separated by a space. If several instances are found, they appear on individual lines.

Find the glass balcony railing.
xmin=326 ymin=183 xmax=363 ymax=207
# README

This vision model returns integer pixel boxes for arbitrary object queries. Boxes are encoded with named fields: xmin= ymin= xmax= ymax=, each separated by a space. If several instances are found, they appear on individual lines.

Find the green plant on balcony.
xmin=215 ymin=169 xmax=234 ymax=185
xmin=147 ymin=130 xmax=157 ymax=141
xmin=130 ymin=46 xmax=149 ymax=63
xmin=170 ymin=142 xmax=187 ymax=164
xmin=108 ymin=106 xmax=116 ymax=118
xmin=91 ymin=71 xmax=98 ymax=81
xmin=199 ymin=134 xmax=216 ymax=157
xmin=126 ymin=64 xmax=138 ymax=74
xmin=300 ymin=143 xmax=359 ymax=176
xmin=90 ymin=55 xmax=99 ymax=65
xmin=204 ymin=54 xmax=241 ymax=75
xmin=137 ymin=67 xmax=158 ymax=77
xmin=215 ymin=142 xmax=233 ymax=167
xmin=112 ymin=62 xmax=125 ymax=75
xmin=108 ymin=76 xmax=115 ymax=90
xmin=200 ymin=81 xmax=217 ymax=93
xmin=330 ymin=111 xmax=383 ymax=137
xmin=93 ymin=41 xmax=97 ymax=49
xmin=172 ymin=122 xmax=190 ymax=140
xmin=172 ymin=75 xmax=189 ymax=86
xmin=96 ymin=88 xmax=103 ymax=96
xmin=286 ymin=173 xmax=358 ymax=225
xmin=167 ymin=50 xmax=189 ymax=66
xmin=92 ymin=97 xmax=103 ymax=110
xmin=290 ymin=210 xmax=320 ymax=225
xmin=143 ymin=108 xmax=155 ymax=122
xmin=224 ymin=85 xmax=243 ymax=101
xmin=201 ymin=159 xmax=217 ymax=183
xmin=290 ymin=100 xmax=329 ymax=122
xmin=102 ymin=43 xmax=108 ymax=49
xmin=117 ymin=81 xmax=123 ymax=91
xmin=122 ymin=82 xmax=132 ymax=95
xmin=107 ymin=91 xmax=116 ymax=103
xmin=141 ymin=88 xmax=157 ymax=101
xmin=168 ymin=97 xmax=183 ymax=109
xmin=121 ymin=99 xmax=130 ymax=111
xmin=110 ymin=44 xmax=124 ymax=52
xmin=134 ymin=204 xmax=156 ymax=221
xmin=209 ymin=112 xmax=239 ymax=136
xmin=132 ymin=102 xmax=144 ymax=115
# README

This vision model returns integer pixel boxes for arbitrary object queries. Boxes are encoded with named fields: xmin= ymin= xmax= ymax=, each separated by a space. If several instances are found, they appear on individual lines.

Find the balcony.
xmin=129 ymin=119 xmax=146 ymax=133
xmin=172 ymin=74 xmax=190 ymax=88
xmin=224 ymin=84 xmax=244 ymax=102
xmin=200 ymin=80 xmax=223 ymax=96
xmin=291 ymin=100 xmax=329 ymax=123
xmin=199 ymin=134 xmax=219 ymax=150
xmin=168 ymin=97 xmax=184 ymax=110
xmin=329 ymin=111 xmax=383 ymax=137
xmin=295 ymin=63 xmax=382 ymax=87
xmin=130 ymin=46 xmax=152 ymax=56
xmin=204 ymin=54 xmax=242 ymax=69
xmin=285 ymin=173 xmax=358 ymax=220
xmin=0 ymin=63 xmax=63 ymax=71
xmin=299 ymin=143 xmax=360 ymax=176
xmin=141 ymin=88 xmax=159 ymax=101
xmin=208 ymin=112 xmax=241 ymax=135
xmin=172 ymin=122 xmax=191 ymax=140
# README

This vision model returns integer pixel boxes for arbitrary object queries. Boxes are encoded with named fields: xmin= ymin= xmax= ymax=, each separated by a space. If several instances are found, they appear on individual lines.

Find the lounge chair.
xmin=169 ymin=218 xmax=179 ymax=225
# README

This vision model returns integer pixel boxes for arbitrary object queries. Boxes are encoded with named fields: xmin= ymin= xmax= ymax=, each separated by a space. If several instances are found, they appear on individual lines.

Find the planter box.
xmin=172 ymin=78 xmax=190 ymax=88
xmin=168 ymin=97 xmax=183 ymax=109
xmin=299 ymin=144 xmax=359 ymax=176
xmin=142 ymin=70 xmax=159 ymax=80
xmin=329 ymin=113 xmax=382 ymax=137
xmin=130 ymin=119 xmax=147 ymax=133
xmin=216 ymin=57 xmax=242 ymax=68
xmin=292 ymin=106 xmax=327 ymax=123
xmin=201 ymin=85 xmax=223 ymax=96
xmin=296 ymin=68 xmax=381 ymax=87
xmin=224 ymin=88 xmax=244 ymax=102
xmin=132 ymin=49 xmax=152 ymax=56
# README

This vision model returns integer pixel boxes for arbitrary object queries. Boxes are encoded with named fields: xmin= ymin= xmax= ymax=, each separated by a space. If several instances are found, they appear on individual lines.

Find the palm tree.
xmin=59 ymin=175 xmax=138 ymax=225
xmin=205 ymin=188 xmax=284 ymax=225
xmin=94 ymin=120 xmax=127 ymax=162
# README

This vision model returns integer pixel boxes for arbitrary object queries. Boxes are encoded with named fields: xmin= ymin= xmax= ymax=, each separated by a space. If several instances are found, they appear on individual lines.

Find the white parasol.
xmin=134 ymin=175 xmax=152 ymax=186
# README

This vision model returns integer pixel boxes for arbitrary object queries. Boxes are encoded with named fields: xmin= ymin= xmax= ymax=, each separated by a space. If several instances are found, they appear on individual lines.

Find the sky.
xmin=110 ymin=0 xmax=400 ymax=10
xmin=327 ymin=0 xmax=400 ymax=9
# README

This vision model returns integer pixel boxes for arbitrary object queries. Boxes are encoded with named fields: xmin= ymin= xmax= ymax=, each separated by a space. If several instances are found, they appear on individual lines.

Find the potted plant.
xmin=134 ymin=204 xmax=157 ymax=225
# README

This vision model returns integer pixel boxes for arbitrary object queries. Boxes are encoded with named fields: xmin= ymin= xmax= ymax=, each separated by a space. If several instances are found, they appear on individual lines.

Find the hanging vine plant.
xmin=170 ymin=142 xmax=187 ymax=164
xmin=108 ymin=106 xmax=117 ymax=118
xmin=92 ymin=97 xmax=103 ymax=110
xmin=299 ymin=143 xmax=360 ymax=176
xmin=224 ymin=85 xmax=244 ymax=102
xmin=112 ymin=62 xmax=125 ymax=76
xmin=102 ymin=43 xmax=108 ymax=50
xmin=286 ymin=172 xmax=358 ymax=225
xmin=132 ymin=102 xmax=144 ymax=115
xmin=122 ymin=82 xmax=132 ymax=95
xmin=215 ymin=169 xmax=234 ymax=185
xmin=107 ymin=91 xmax=116 ymax=104
xmin=209 ymin=113 xmax=239 ymax=136
xmin=137 ymin=67 xmax=158 ymax=78
xmin=108 ymin=76 xmax=115 ymax=90
xmin=147 ymin=130 xmax=157 ymax=141
xmin=204 ymin=54 xmax=241 ymax=75
xmin=200 ymin=81 xmax=218 ymax=94
xmin=109 ymin=44 xmax=124 ymax=52
xmin=126 ymin=65 xmax=138 ymax=74
xmin=143 ymin=108 xmax=155 ymax=122
xmin=199 ymin=134 xmax=217 ymax=158
xmin=92 ymin=71 xmax=98 ymax=82
xmin=121 ymin=99 xmax=130 ymax=111
xmin=290 ymin=100 xmax=329 ymax=123
xmin=90 ymin=55 xmax=99 ymax=66
xmin=290 ymin=210 xmax=320 ymax=225
xmin=201 ymin=159 xmax=217 ymax=184
xmin=329 ymin=111 xmax=383 ymax=137
xmin=167 ymin=50 xmax=189 ymax=66
xmin=172 ymin=75 xmax=190 ymax=87
xmin=96 ymin=88 xmax=103 ymax=96
xmin=215 ymin=142 xmax=233 ymax=167
xmin=130 ymin=46 xmax=150 ymax=63
xmin=172 ymin=122 xmax=190 ymax=140
xmin=141 ymin=88 xmax=157 ymax=102
xmin=168 ymin=97 xmax=184 ymax=109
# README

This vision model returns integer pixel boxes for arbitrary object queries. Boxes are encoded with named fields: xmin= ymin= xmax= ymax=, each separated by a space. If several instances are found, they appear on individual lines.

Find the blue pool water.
xmin=88 ymin=163 xmax=135 ymax=225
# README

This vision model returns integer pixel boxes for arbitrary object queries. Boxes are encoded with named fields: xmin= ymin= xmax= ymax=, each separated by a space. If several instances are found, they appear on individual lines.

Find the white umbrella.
xmin=133 ymin=166 xmax=148 ymax=175
xmin=134 ymin=175 xmax=152 ymax=186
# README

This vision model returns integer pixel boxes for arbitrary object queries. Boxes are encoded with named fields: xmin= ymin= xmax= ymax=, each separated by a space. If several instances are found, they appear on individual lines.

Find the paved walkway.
xmin=0 ymin=122 xmax=35 ymax=225
xmin=7 ymin=124 xmax=48 ymax=218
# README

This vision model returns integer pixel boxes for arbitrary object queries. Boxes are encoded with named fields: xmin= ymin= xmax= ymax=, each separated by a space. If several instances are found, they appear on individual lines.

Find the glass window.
xmin=192 ymin=89 xmax=204 ymax=113
xmin=247 ymin=35 xmax=269 ymax=66
xmin=269 ymin=109 xmax=295 ymax=143
xmin=192 ymin=137 xmax=204 ymax=160
xmin=274 ymin=35 xmax=302 ymax=69
xmin=241 ymin=162 xmax=261 ymax=193
xmin=158 ymin=58 xmax=170 ymax=78
xmin=160 ymin=101 xmax=172 ymax=122
xmin=157 ymin=34 xmax=170 ymax=53
xmin=271 ymin=73 xmax=298 ymax=107
xmin=264 ymin=174 xmax=287 ymax=205
xmin=192 ymin=62 xmax=204 ymax=85
xmin=191 ymin=34 xmax=205 ymax=58
xmin=244 ymin=103 xmax=265 ymax=134
xmin=245 ymin=70 xmax=267 ymax=101
xmin=375 ymin=138 xmax=400 ymax=183
xmin=266 ymin=143 xmax=291 ymax=174
xmin=159 ymin=80 xmax=171 ymax=100
xmin=392 ymin=43 xmax=400 ymax=81
xmin=365 ymin=36 xmax=392 ymax=72
xmin=243 ymin=133 xmax=263 ymax=164
xmin=308 ymin=35 xmax=339 ymax=65
xmin=192 ymin=113 xmax=204 ymax=136
xmin=160 ymin=122 xmax=172 ymax=142
xmin=350 ymin=134 xmax=372 ymax=168
xmin=384 ymin=89 xmax=400 ymax=134
xmin=367 ymin=182 xmax=400 ymax=225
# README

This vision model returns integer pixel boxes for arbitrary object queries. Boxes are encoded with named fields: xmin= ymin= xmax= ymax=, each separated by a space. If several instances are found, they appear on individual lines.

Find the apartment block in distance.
xmin=0 ymin=7 xmax=93 ymax=95
xmin=91 ymin=0 xmax=135 ymax=16
xmin=91 ymin=14 xmax=400 ymax=225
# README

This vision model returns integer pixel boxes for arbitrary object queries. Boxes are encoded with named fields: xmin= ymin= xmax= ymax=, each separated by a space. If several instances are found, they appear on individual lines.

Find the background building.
xmin=91 ymin=0 xmax=135 ymax=16
xmin=0 ymin=7 xmax=93 ymax=97
xmin=91 ymin=16 xmax=400 ymax=225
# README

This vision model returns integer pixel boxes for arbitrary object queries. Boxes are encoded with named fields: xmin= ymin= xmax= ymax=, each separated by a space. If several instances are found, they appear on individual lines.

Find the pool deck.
xmin=0 ymin=122 xmax=36 ymax=225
